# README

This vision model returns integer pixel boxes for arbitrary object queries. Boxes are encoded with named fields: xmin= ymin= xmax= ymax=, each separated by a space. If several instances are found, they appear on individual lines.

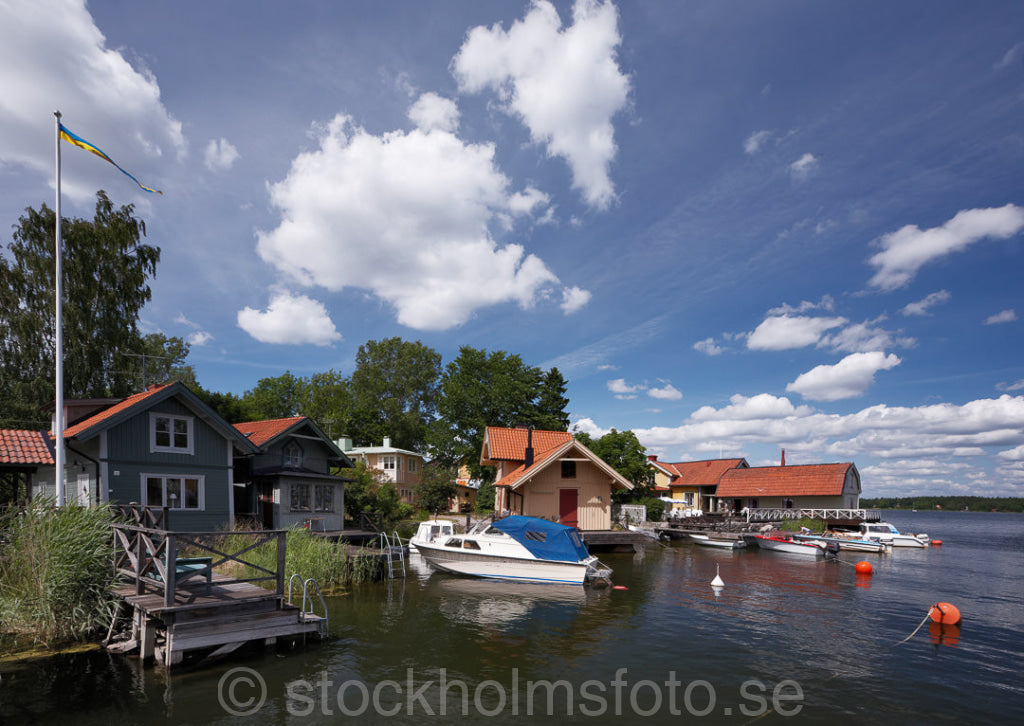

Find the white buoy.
xmin=711 ymin=563 xmax=724 ymax=588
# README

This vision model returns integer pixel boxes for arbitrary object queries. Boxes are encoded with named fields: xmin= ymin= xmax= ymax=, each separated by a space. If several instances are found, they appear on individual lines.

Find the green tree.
xmin=577 ymin=428 xmax=652 ymax=502
xmin=343 ymin=461 xmax=412 ymax=527
xmin=428 ymin=346 xmax=544 ymax=479
xmin=535 ymin=367 xmax=571 ymax=431
xmin=126 ymin=333 xmax=196 ymax=389
xmin=0 ymin=191 xmax=160 ymax=427
xmin=240 ymin=371 xmax=307 ymax=421
xmin=349 ymin=338 xmax=441 ymax=451
xmin=415 ymin=464 xmax=458 ymax=516
xmin=303 ymin=369 xmax=351 ymax=439
xmin=194 ymin=387 xmax=250 ymax=424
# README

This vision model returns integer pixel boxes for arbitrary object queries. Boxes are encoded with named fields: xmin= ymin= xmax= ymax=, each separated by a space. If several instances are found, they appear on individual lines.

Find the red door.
xmin=559 ymin=489 xmax=579 ymax=528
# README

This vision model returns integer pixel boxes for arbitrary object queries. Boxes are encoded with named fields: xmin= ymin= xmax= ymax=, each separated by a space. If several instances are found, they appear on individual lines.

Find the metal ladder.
xmin=379 ymin=531 xmax=406 ymax=579
xmin=287 ymin=573 xmax=329 ymax=638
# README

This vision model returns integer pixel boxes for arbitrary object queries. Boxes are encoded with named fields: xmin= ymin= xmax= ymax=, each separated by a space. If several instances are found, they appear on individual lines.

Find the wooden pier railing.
xmin=744 ymin=508 xmax=881 ymax=523
xmin=112 ymin=516 xmax=287 ymax=609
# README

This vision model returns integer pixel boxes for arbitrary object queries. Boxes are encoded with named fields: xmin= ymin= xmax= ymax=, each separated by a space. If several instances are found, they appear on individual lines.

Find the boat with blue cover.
xmin=413 ymin=515 xmax=612 ymax=585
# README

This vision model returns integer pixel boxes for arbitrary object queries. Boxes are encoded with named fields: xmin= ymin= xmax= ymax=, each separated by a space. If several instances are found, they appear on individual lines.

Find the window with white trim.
xmin=382 ymin=455 xmax=400 ymax=471
xmin=142 ymin=474 xmax=204 ymax=510
xmin=150 ymin=413 xmax=194 ymax=454
xmin=407 ymin=457 xmax=416 ymax=473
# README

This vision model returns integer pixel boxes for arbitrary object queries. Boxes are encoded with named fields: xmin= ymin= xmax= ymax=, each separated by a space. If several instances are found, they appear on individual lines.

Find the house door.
xmin=559 ymin=489 xmax=578 ymax=528
xmin=261 ymin=484 xmax=275 ymax=529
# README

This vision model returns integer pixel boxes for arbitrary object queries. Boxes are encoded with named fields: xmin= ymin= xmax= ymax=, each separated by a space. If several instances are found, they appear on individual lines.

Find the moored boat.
xmin=742 ymin=533 xmax=825 ymax=557
xmin=792 ymin=532 xmax=890 ymax=553
xmin=690 ymin=533 xmax=746 ymax=549
xmin=414 ymin=515 xmax=612 ymax=585
xmin=847 ymin=521 xmax=930 ymax=548
xmin=409 ymin=519 xmax=455 ymax=553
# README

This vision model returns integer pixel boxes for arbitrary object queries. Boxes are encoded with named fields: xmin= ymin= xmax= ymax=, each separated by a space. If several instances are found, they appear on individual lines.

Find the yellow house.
xmin=647 ymin=456 xmax=748 ymax=513
xmin=339 ymin=436 xmax=425 ymax=505
xmin=481 ymin=427 xmax=633 ymax=531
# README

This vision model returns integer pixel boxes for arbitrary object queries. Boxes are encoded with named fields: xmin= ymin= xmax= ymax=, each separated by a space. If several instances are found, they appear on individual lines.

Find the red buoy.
xmin=929 ymin=602 xmax=961 ymax=625
xmin=612 ymin=585 xmax=628 ymax=591
xmin=931 ymin=539 xmax=943 ymax=546
xmin=854 ymin=560 xmax=873 ymax=575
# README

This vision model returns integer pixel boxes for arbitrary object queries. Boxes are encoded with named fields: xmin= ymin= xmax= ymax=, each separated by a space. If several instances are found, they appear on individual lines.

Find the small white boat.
xmin=409 ymin=519 xmax=456 ymax=553
xmin=853 ymin=522 xmax=930 ymax=548
xmin=792 ymin=532 xmax=890 ymax=553
xmin=414 ymin=515 xmax=612 ymax=585
xmin=690 ymin=534 xmax=746 ymax=549
xmin=743 ymin=533 xmax=825 ymax=557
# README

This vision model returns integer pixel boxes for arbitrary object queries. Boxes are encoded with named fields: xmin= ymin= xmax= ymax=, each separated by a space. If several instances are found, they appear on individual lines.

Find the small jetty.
xmin=655 ymin=508 xmax=883 ymax=541
xmin=106 ymin=506 xmax=326 ymax=667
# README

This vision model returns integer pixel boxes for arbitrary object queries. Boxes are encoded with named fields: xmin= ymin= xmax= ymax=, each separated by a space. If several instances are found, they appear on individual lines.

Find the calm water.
xmin=2 ymin=511 xmax=1023 ymax=724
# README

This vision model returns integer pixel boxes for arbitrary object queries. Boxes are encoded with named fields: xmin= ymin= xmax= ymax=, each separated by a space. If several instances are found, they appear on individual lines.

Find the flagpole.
xmin=54 ymin=110 xmax=65 ymax=506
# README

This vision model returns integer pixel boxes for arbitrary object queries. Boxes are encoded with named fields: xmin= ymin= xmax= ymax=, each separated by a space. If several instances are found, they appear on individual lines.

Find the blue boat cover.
xmin=491 ymin=515 xmax=592 ymax=563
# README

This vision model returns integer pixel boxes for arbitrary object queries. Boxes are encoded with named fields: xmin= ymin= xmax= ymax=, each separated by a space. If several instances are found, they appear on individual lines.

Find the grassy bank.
xmin=188 ymin=526 xmax=386 ymax=595
xmin=0 ymin=501 xmax=117 ymax=651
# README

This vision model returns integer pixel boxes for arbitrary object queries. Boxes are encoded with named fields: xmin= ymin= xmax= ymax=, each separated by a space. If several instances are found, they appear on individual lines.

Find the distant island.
xmin=860 ymin=496 xmax=1024 ymax=513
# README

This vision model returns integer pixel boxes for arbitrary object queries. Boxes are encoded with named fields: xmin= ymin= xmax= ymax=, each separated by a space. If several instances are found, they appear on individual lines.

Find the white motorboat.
xmin=414 ymin=515 xmax=612 ymax=585
xmin=743 ymin=533 xmax=825 ymax=557
xmin=850 ymin=522 xmax=930 ymax=548
xmin=792 ymin=532 xmax=890 ymax=553
xmin=408 ymin=519 xmax=456 ymax=553
xmin=690 ymin=533 xmax=746 ymax=549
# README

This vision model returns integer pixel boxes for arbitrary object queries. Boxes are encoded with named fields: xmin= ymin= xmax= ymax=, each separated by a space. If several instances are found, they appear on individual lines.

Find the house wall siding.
xmin=517 ymin=461 xmax=612 ymax=530
xmin=103 ymin=399 xmax=234 ymax=531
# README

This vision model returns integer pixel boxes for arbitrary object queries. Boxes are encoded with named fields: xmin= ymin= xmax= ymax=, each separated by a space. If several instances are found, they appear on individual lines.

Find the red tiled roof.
xmin=233 ymin=417 xmax=305 ymax=447
xmin=0 ymin=430 xmax=54 ymax=465
xmin=668 ymin=459 xmax=747 ymax=488
xmin=62 ymin=384 xmax=173 ymax=438
xmin=716 ymin=464 xmax=854 ymax=498
xmin=482 ymin=427 xmax=573 ymax=463
xmin=494 ymin=441 xmax=568 ymax=489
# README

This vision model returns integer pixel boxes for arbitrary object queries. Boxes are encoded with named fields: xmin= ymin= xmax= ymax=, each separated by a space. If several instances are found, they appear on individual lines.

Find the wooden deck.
xmin=581 ymin=530 xmax=648 ymax=553
xmin=106 ymin=507 xmax=327 ymax=667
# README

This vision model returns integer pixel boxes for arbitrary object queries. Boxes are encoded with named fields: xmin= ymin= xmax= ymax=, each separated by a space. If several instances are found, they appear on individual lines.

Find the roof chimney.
xmin=647 ymin=454 xmax=658 ymax=462
xmin=524 ymin=427 xmax=534 ymax=468
xmin=383 ymin=437 xmax=391 ymax=448
xmin=781 ymin=449 xmax=786 ymax=466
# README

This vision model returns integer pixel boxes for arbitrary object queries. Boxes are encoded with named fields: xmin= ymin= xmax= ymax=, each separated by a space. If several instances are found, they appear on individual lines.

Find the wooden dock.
xmin=106 ymin=506 xmax=326 ymax=667
xmin=581 ymin=530 xmax=649 ymax=553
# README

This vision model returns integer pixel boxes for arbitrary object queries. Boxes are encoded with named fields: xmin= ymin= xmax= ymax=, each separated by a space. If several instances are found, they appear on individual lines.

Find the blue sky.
xmin=3 ymin=0 xmax=1024 ymax=497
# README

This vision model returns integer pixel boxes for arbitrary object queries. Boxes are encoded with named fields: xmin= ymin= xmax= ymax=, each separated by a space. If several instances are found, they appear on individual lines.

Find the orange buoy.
xmin=929 ymin=621 xmax=961 ymax=648
xmin=612 ymin=585 xmax=628 ymax=591
xmin=854 ymin=560 xmax=873 ymax=575
xmin=931 ymin=539 xmax=943 ymax=546
xmin=929 ymin=602 xmax=961 ymax=625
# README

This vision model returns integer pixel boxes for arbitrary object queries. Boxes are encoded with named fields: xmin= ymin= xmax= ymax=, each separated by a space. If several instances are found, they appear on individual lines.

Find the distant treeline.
xmin=860 ymin=496 xmax=1024 ymax=513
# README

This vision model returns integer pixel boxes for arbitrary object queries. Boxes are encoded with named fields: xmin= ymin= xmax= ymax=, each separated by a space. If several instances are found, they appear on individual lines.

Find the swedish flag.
xmin=58 ymin=123 xmax=162 ymax=194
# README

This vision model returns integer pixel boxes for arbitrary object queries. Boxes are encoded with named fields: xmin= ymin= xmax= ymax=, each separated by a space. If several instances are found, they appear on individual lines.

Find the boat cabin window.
xmin=523 ymin=530 xmax=547 ymax=542
xmin=868 ymin=525 xmax=890 ymax=533
xmin=444 ymin=538 xmax=463 ymax=548
xmin=463 ymin=540 xmax=481 ymax=550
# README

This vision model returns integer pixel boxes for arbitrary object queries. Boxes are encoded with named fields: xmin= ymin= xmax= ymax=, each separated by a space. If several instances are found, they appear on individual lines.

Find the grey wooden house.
xmin=36 ymin=382 xmax=258 ymax=530
xmin=232 ymin=416 xmax=353 ymax=531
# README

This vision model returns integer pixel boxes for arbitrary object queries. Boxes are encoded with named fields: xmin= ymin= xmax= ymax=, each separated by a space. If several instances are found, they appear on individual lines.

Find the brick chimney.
xmin=524 ymin=427 xmax=534 ymax=468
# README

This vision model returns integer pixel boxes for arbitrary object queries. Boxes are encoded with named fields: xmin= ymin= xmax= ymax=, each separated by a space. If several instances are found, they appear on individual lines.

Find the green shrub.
xmin=0 ymin=500 xmax=117 ymax=647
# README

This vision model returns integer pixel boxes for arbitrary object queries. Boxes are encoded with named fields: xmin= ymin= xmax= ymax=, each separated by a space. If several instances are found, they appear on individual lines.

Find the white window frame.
xmin=292 ymin=482 xmax=335 ymax=513
xmin=407 ymin=457 xmax=416 ymax=473
xmin=150 ymin=413 xmax=194 ymax=455
xmin=381 ymin=455 xmax=397 ymax=470
xmin=141 ymin=473 xmax=205 ymax=510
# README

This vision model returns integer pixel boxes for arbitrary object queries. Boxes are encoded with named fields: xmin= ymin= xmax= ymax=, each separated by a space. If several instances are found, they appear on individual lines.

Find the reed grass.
xmin=0 ymin=500 xmax=117 ymax=649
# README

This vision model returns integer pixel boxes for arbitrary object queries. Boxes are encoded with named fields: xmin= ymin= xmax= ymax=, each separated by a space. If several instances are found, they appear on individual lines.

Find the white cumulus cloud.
xmin=786 ymin=352 xmax=902 ymax=401
xmin=693 ymin=337 xmax=724 ymax=356
xmin=408 ymin=92 xmax=460 ymax=133
xmin=0 ymin=0 xmax=184 ymax=202
xmin=560 ymin=286 xmax=592 ymax=314
xmin=255 ymin=105 xmax=571 ymax=330
xmin=747 ymin=314 xmax=848 ymax=351
xmin=788 ymin=153 xmax=818 ymax=181
xmin=985 ymin=309 xmax=1017 ymax=325
xmin=867 ymin=205 xmax=1024 ymax=292
xmin=237 ymin=292 xmax=341 ymax=346
xmin=648 ymin=383 xmax=682 ymax=401
xmin=204 ymin=138 xmax=240 ymax=171
xmin=453 ymin=0 xmax=630 ymax=209
xmin=901 ymin=290 xmax=951 ymax=316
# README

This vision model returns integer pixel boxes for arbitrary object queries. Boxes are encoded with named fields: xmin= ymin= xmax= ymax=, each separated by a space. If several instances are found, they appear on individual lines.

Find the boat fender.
xmin=612 ymin=585 xmax=628 ymax=591
xmin=929 ymin=602 xmax=961 ymax=626
xmin=931 ymin=539 xmax=943 ymax=546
